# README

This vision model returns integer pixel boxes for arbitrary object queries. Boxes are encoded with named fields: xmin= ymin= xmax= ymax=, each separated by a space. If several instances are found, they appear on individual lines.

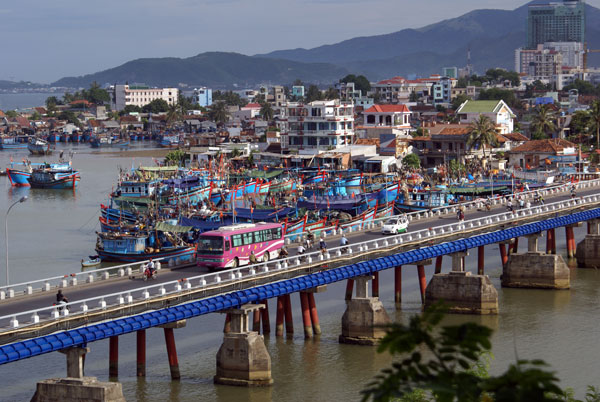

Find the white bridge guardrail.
xmin=0 ymin=178 xmax=597 ymax=301
xmin=0 ymin=193 xmax=598 ymax=331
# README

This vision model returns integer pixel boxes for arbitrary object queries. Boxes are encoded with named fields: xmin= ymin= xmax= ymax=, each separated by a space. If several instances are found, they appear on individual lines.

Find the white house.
xmin=455 ymin=100 xmax=515 ymax=134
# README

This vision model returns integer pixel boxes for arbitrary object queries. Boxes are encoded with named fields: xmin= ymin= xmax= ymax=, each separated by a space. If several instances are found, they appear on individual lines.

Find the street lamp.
xmin=5 ymin=196 xmax=27 ymax=286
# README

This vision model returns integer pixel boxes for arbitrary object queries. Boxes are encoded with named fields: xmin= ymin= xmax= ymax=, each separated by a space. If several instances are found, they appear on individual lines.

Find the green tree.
xmin=85 ymin=81 xmax=110 ymax=105
xmin=45 ymin=96 xmax=62 ymax=108
xmin=5 ymin=110 xmax=18 ymax=118
xmin=57 ymin=110 xmax=82 ymax=127
xmin=141 ymin=99 xmax=170 ymax=114
xmin=530 ymin=105 xmax=556 ymax=140
xmin=209 ymin=101 xmax=230 ymax=126
xmin=166 ymin=103 xmax=181 ymax=127
xmin=324 ymin=87 xmax=339 ymax=100
xmin=260 ymin=102 xmax=275 ymax=122
xmin=164 ymin=149 xmax=186 ymax=166
xmin=213 ymin=90 xmax=246 ymax=107
xmin=402 ymin=153 xmax=421 ymax=169
xmin=120 ymin=105 xmax=142 ymax=116
xmin=362 ymin=305 xmax=566 ymax=402
xmin=451 ymin=94 xmax=471 ymax=110
xmin=305 ymin=85 xmax=323 ymax=102
xmin=409 ymin=91 xmax=419 ymax=102
xmin=590 ymin=101 xmax=600 ymax=150
xmin=29 ymin=111 xmax=41 ymax=121
xmin=467 ymin=114 xmax=498 ymax=165
xmin=563 ymin=80 xmax=600 ymax=96
xmin=340 ymin=74 xmax=371 ymax=94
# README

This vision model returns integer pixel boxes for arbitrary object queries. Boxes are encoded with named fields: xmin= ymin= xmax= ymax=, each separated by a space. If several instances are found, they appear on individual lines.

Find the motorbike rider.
xmin=144 ymin=258 xmax=156 ymax=279
xmin=340 ymin=233 xmax=349 ymax=252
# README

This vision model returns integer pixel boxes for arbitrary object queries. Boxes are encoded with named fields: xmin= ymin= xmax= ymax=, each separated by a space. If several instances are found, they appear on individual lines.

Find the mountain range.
xmin=51 ymin=1 xmax=600 ymax=89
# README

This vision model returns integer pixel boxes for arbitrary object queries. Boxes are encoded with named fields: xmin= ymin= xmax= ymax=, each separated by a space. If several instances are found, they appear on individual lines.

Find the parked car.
xmin=381 ymin=215 xmax=409 ymax=235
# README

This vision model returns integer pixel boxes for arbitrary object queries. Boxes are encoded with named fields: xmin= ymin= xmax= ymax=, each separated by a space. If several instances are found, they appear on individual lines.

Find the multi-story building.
xmin=279 ymin=100 xmax=354 ymax=152
xmin=372 ymin=75 xmax=456 ymax=104
xmin=110 ymin=84 xmax=178 ymax=111
xmin=291 ymin=86 xmax=305 ymax=99
xmin=516 ymin=42 xmax=583 ymax=77
xmin=527 ymin=0 xmax=585 ymax=49
xmin=192 ymin=87 xmax=212 ymax=107
xmin=432 ymin=77 xmax=453 ymax=106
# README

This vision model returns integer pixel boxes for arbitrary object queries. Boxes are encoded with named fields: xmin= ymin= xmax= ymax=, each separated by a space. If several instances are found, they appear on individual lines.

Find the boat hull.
xmin=6 ymin=168 xmax=31 ymax=187
xmin=95 ymin=246 xmax=195 ymax=263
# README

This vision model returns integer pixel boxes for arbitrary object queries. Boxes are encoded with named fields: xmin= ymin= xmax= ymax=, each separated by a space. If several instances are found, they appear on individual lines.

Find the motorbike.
xmin=144 ymin=268 xmax=157 ymax=281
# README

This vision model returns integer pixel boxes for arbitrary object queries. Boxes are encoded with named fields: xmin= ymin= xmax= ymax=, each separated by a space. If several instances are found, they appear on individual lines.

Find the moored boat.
xmin=6 ymin=168 xmax=31 ymax=187
xmin=28 ymin=164 xmax=81 ymax=189
xmin=28 ymin=138 xmax=52 ymax=155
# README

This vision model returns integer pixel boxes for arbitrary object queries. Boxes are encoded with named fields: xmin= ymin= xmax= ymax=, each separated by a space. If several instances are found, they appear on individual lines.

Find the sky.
xmin=2 ymin=0 xmax=600 ymax=83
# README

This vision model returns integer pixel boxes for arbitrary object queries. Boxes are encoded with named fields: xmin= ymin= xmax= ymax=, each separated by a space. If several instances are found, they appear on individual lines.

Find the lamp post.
xmin=5 ymin=196 xmax=27 ymax=286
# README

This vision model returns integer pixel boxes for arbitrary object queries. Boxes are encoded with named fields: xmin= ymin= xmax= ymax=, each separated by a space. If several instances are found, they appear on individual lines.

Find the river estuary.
xmin=0 ymin=143 xmax=598 ymax=401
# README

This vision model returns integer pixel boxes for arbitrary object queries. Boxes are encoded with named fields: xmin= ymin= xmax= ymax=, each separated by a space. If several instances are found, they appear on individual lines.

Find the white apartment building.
xmin=279 ymin=100 xmax=354 ymax=153
xmin=111 ymin=84 xmax=179 ymax=111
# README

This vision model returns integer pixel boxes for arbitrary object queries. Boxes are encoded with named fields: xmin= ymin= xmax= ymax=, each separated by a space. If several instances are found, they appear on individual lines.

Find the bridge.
xmin=4 ymin=180 xmax=600 ymax=400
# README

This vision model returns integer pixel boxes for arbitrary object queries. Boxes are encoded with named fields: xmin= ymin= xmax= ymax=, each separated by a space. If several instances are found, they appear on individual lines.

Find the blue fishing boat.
xmin=0 ymin=137 xmax=28 ymax=150
xmin=159 ymin=135 xmax=179 ymax=148
xmin=28 ymin=163 xmax=80 ymax=189
xmin=28 ymin=138 xmax=52 ymax=155
xmin=95 ymin=232 xmax=195 ymax=263
xmin=6 ymin=168 xmax=31 ymax=186
xmin=47 ymin=133 xmax=61 ymax=143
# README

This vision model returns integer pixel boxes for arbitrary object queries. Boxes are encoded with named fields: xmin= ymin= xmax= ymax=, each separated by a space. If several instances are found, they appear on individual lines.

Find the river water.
xmin=0 ymin=93 xmax=61 ymax=112
xmin=0 ymin=145 xmax=599 ymax=401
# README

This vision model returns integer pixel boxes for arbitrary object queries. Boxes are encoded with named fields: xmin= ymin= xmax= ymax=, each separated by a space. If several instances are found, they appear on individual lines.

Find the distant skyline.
xmin=3 ymin=0 xmax=600 ymax=83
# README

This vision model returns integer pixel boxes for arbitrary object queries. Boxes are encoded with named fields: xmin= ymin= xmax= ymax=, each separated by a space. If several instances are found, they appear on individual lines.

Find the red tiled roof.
xmin=364 ymin=104 xmax=410 ymax=113
xmin=120 ymin=115 xmax=138 ymax=123
xmin=88 ymin=120 xmax=101 ymax=127
xmin=376 ymin=76 xmax=406 ymax=85
xmin=243 ymin=103 xmax=261 ymax=109
xmin=438 ymin=127 xmax=471 ymax=135
xmin=34 ymin=107 xmax=47 ymax=114
xmin=502 ymin=132 xmax=529 ymax=142
xmin=510 ymin=138 xmax=575 ymax=154
xmin=70 ymin=100 xmax=92 ymax=107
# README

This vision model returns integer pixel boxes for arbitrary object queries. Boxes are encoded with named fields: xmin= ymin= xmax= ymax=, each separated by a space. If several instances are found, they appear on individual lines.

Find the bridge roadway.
xmin=0 ymin=186 xmax=596 ymax=333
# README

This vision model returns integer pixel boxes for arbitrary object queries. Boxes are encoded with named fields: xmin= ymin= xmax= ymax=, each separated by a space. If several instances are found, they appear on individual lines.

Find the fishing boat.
xmin=28 ymin=164 xmax=81 ymax=189
xmin=6 ymin=168 xmax=31 ymax=186
xmin=339 ymin=204 xmax=378 ymax=232
xmin=81 ymin=256 xmax=101 ymax=267
xmin=95 ymin=231 xmax=195 ymax=263
xmin=113 ymin=139 xmax=130 ymax=148
xmin=159 ymin=135 xmax=179 ymax=148
xmin=28 ymin=138 xmax=52 ymax=155
xmin=0 ymin=137 xmax=28 ymax=150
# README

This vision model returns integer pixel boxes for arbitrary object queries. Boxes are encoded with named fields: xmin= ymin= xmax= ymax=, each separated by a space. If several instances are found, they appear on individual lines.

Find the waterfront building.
xmin=508 ymin=138 xmax=576 ymax=169
xmin=192 ymin=87 xmax=213 ymax=107
xmin=455 ymin=100 xmax=515 ymax=134
xmin=279 ymin=100 xmax=354 ymax=152
xmin=110 ymin=84 xmax=178 ymax=111
xmin=527 ymin=0 xmax=585 ymax=49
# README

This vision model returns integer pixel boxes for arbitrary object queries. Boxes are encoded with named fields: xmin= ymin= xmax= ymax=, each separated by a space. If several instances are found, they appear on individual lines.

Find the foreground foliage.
xmin=361 ymin=305 xmax=585 ymax=402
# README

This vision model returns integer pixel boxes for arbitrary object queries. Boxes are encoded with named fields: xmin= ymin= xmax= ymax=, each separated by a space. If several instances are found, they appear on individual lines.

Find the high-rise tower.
xmin=527 ymin=0 xmax=585 ymax=49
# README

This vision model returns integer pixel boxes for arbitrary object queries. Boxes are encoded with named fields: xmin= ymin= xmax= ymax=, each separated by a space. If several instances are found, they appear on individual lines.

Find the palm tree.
xmin=590 ymin=100 xmax=600 ymax=150
xmin=209 ymin=102 xmax=229 ymax=127
xmin=260 ymin=102 xmax=274 ymax=122
xmin=166 ymin=103 xmax=181 ymax=128
xmin=467 ymin=114 xmax=498 ymax=166
xmin=530 ymin=104 xmax=556 ymax=140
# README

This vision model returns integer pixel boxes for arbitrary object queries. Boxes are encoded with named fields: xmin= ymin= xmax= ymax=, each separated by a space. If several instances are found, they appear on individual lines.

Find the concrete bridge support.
xmin=502 ymin=233 xmax=570 ymax=289
xmin=339 ymin=276 xmax=391 ymax=345
xmin=160 ymin=320 xmax=186 ymax=380
xmin=215 ymin=304 xmax=273 ymax=386
xmin=546 ymin=228 xmax=556 ymax=255
xmin=394 ymin=266 xmax=402 ymax=306
xmin=411 ymin=259 xmax=432 ymax=304
xmin=137 ymin=330 xmax=146 ymax=377
xmin=565 ymin=223 xmax=581 ymax=258
xmin=109 ymin=336 xmax=118 ymax=378
xmin=576 ymin=219 xmax=600 ymax=268
xmin=252 ymin=300 xmax=270 ymax=334
xmin=31 ymin=347 xmax=126 ymax=402
xmin=274 ymin=295 xmax=293 ymax=337
xmin=425 ymin=252 xmax=498 ymax=315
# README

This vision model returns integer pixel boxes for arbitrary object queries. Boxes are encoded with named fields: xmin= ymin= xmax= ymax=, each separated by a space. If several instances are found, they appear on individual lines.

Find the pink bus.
xmin=196 ymin=222 xmax=284 ymax=269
